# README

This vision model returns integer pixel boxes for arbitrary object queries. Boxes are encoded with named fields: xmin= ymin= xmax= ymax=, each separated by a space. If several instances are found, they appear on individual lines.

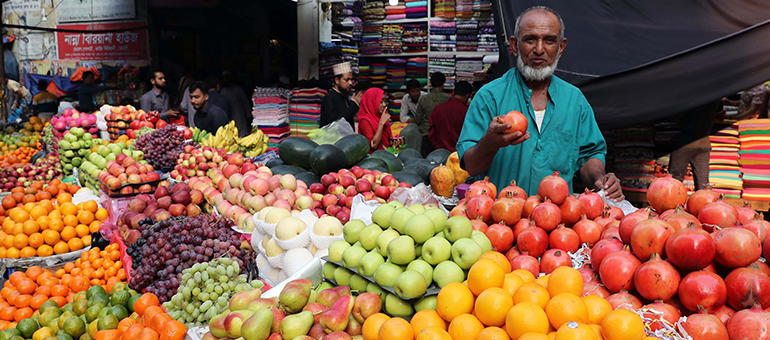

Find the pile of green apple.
xmin=323 ymin=201 xmax=492 ymax=317
xmin=57 ymin=127 xmax=97 ymax=174
xmin=79 ymin=142 xmax=146 ymax=192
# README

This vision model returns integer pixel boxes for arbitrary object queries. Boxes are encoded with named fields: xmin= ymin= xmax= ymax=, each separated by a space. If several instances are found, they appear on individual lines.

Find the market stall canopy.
xmin=492 ymin=0 xmax=770 ymax=129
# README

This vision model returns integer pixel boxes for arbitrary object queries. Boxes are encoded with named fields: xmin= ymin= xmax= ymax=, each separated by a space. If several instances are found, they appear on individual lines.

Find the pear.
xmin=352 ymin=293 xmax=382 ymax=324
xmin=247 ymin=298 xmax=279 ymax=312
xmin=230 ymin=289 xmax=263 ymax=311
xmin=241 ymin=309 xmax=274 ymax=340
xmin=224 ymin=310 xmax=256 ymax=338
xmin=319 ymin=295 xmax=355 ymax=333
xmin=279 ymin=281 xmax=312 ymax=314
xmin=279 ymin=311 xmax=314 ymax=340
xmin=209 ymin=313 xmax=228 ymax=338
xmin=316 ymin=286 xmax=352 ymax=308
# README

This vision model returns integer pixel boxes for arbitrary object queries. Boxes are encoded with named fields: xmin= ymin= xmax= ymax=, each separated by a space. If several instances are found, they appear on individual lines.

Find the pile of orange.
xmin=0 ymin=147 xmax=38 ymax=167
xmin=97 ymin=293 xmax=185 ymax=340
xmin=0 ymin=266 xmax=77 ymax=329
xmin=56 ymin=244 xmax=127 ymax=289
xmin=0 ymin=181 xmax=108 ymax=259
xmin=0 ymin=180 xmax=80 ymax=219
xmin=364 ymin=252 xmax=649 ymax=340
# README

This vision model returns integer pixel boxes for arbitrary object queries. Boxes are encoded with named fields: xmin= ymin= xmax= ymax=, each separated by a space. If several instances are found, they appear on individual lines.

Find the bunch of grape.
xmin=128 ymin=214 xmax=253 ymax=303
xmin=134 ymin=125 xmax=195 ymax=170
xmin=163 ymin=257 xmax=264 ymax=328
xmin=42 ymin=123 xmax=54 ymax=146
xmin=136 ymin=126 xmax=155 ymax=138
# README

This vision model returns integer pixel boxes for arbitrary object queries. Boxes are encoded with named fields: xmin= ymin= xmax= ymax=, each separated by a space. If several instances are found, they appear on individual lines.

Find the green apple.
xmin=421 ymin=237 xmax=452 ymax=265
xmin=433 ymin=261 xmax=465 ymax=288
xmin=387 ymin=236 xmax=416 ymax=265
xmin=97 ymin=145 xmax=110 ymax=157
xmin=350 ymin=274 xmax=369 ymax=293
xmin=384 ymin=293 xmax=414 ymax=317
xmin=373 ymin=262 xmax=404 ymax=287
xmin=357 ymin=251 xmax=385 ymax=276
xmin=366 ymin=283 xmax=386 ymax=299
xmin=389 ymin=208 xmax=415 ymax=234
xmin=105 ymin=153 xmax=116 ymax=162
xmin=435 ymin=232 xmax=445 ymax=239
xmin=108 ymin=144 xmax=121 ymax=154
xmin=65 ymin=134 xmax=78 ymax=142
xmin=415 ymin=244 xmax=422 ymax=257
xmin=471 ymin=230 xmax=493 ymax=253
xmin=404 ymin=214 xmax=435 ymax=244
xmin=343 ymin=220 xmax=367 ymax=244
xmin=334 ymin=267 xmax=353 ymax=286
xmin=322 ymin=262 xmax=337 ymax=279
xmin=341 ymin=246 xmax=368 ymax=268
xmin=406 ymin=259 xmax=434 ymax=286
xmin=328 ymin=241 xmax=351 ymax=262
xmin=414 ymin=296 xmax=437 ymax=312
xmin=451 ymin=238 xmax=483 ymax=269
xmin=316 ymin=281 xmax=333 ymax=293
xmin=387 ymin=200 xmax=405 ymax=210
xmin=359 ymin=224 xmax=383 ymax=251
xmin=375 ymin=228 xmax=400 ymax=256
xmin=407 ymin=204 xmax=426 ymax=215
xmin=394 ymin=270 xmax=428 ymax=299
xmin=372 ymin=204 xmax=396 ymax=228
xmin=423 ymin=209 xmax=448 ymax=234
xmin=444 ymin=216 xmax=473 ymax=243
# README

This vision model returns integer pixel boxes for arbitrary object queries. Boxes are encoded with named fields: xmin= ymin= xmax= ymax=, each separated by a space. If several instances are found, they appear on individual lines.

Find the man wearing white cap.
xmin=320 ymin=62 xmax=360 ymax=129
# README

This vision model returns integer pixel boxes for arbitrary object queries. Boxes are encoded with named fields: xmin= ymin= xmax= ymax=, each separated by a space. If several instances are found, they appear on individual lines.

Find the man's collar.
xmin=512 ymin=67 xmax=559 ymax=99
xmin=153 ymin=87 xmax=164 ymax=97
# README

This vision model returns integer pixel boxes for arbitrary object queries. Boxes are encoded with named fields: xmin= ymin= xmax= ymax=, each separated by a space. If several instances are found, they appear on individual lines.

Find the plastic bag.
xmin=389 ymin=183 xmax=450 ymax=215
xmin=598 ymin=189 xmax=639 ymax=216
xmin=350 ymin=194 xmax=381 ymax=225
xmin=308 ymin=118 xmax=355 ymax=145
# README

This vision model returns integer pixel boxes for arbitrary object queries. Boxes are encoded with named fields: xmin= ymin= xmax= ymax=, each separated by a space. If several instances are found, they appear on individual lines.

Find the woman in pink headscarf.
xmin=357 ymin=88 xmax=395 ymax=152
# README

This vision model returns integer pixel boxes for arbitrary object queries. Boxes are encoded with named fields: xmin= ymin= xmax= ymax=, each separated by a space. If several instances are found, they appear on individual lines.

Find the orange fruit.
xmin=77 ymin=211 xmax=94 ymax=225
xmin=68 ymin=238 xmax=84 ymax=251
xmin=13 ymin=307 xmax=32 ymax=321
xmin=436 ymin=282 xmax=474 ymax=322
xmin=506 ymin=302 xmax=550 ymax=340
xmin=29 ymin=206 xmax=47 ymax=220
xmin=512 ymin=269 xmax=536 ymax=283
xmin=475 ymin=287 xmax=514 ymax=327
xmin=53 ymin=241 xmax=69 ymax=254
xmin=43 ymin=230 xmax=60 ymax=245
xmin=3 ymin=235 xmax=14 ymax=248
xmin=518 ymin=333 xmax=551 ymax=340
xmin=555 ymin=321 xmax=597 ymax=340
xmin=447 ymin=314 xmax=484 ymax=340
xmin=12 ymin=234 xmax=28 ymax=249
xmin=57 ymin=193 xmax=72 ymax=205
xmin=20 ymin=246 xmax=36 ymax=258
xmin=10 ymin=209 xmax=30 ymax=223
xmin=476 ymin=327 xmax=511 ymax=340
xmin=514 ymin=283 xmax=551 ymax=309
xmin=29 ymin=294 xmax=47 ymax=310
xmin=547 ymin=267 xmax=584 ymax=298
xmin=363 ymin=314 xmax=394 ymax=340
xmin=0 ymin=247 xmax=6 ymax=258
xmin=536 ymin=275 xmax=550 ymax=288
xmin=89 ymin=221 xmax=101 ymax=233
xmin=36 ymin=244 xmax=54 ymax=257
xmin=37 ymin=216 xmax=51 ymax=230
xmin=28 ymin=233 xmax=44 ymax=248
xmin=589 ymin=324 xmax=604 ymax=340
xmin=60 ymin=202 xmax=77 ymax=216
xmin=95 ymin=208 xmax=108 ymax=221
xmin=468 ymin=258 xmax=506 ymax=296
xmin=600 ymin=309 xmax=645 ymax=340
xmin=583 ymin=295 xmax=612 ymax=325
xmin=61 ymin=226 xmax=77 ymax=241
xmin=83 ymin=235 xmax=92 ymax=246
xmin=63 ymin=215 xmax=79 ymax=228
xmin=48 ymin=219 xmax=64 ymax=232
xmin=75 ymin=225 xmax=89 ymax=238
xmin=415 ymin=326 xmax=452 ymax=340
xmin=11 ymin=223 xmax=23 ymax=236
xmin=83 ymin=201 xmax=98 ymax=214
xmin=503 ymin=273 xmax=525 ymax=296
xmin=479 ymin=251 xmax=512 ymax=273
xmin=411 ymin=310 xmax=446 ymax=335
xmin=13 ymin=294 xmax=31 ymax=308
xmin=545 ymin=293 xmax=589 ymax=330
xmin=378 ymin=317 xmax=413 ymax=340
xmin=6 ymin=247 xmax=19 ymax=259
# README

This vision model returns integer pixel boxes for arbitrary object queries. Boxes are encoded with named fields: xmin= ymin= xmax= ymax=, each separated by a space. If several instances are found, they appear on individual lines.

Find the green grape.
xmin=219 ymin=275 xmax=229 ymax=283
xmin=192 ymin=263 xmax=201 ymax=271
xmin=237 ymin=276 xmax=247 ymax=283
xmin=182 ymin=287 xmax=192 ymax=299
xmin=205 ymin=308 xmax=218 ymax=320
xmin=202 ymin=271 xmax=210 ymax=282
xmin=209 ymin=292 xmax=219 ymax=301
xmin=186 ymin=280 xmax=197 ymax=289
xmin=200 ymin=301 xmax=213 ymax=312
xmin=214 ymin=286 xmax=224 ymax=295
xmin=251 ymin=280 xmax=264 ymax=288
xmin=185 ymin=303 xmax=195 ymax=314
xmin=193 ymin=300 xmax=202 ymax=307
xmin=197 ymin=314 xmax=206 ymax=323
xmin=206 ymin=278 xmax=215 ymax=286
xmin=199 ymin=292 xmax=209 ymax=301
xmin=232 ymin=262 xmax=240 ymax=274
xmin=221 ymin=258 xmax=233 ymax=266
xmin=191 ymin=309 xmax=200 ymax=318
xmin=193 ymin=272 xmax=202 ymax=283
xmin=226 ymin=266 xmax=235 ymax=277
xmin=228 ymin=281 xmax=237 ymax=290
xmin=200 ymin=263 xmax=209 ymax=271
xmin=192 ymin=287 xmax=201 ymax=296
xmin=216 ymin=266 xmax=226 ymax=275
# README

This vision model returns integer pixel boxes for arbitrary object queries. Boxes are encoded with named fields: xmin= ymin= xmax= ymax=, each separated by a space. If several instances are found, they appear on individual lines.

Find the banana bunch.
xmin=191 ymin=127 xmax=211 ymax=143
xmin=237 ymin=129 xmax=269 ymax=157
xmin=200 ymin=121 xmax=239 ymax=152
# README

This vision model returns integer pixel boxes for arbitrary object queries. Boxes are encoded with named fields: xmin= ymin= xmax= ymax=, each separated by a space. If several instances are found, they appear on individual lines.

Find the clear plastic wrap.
xmin=309 ymin=118 xmax=355 ymax=145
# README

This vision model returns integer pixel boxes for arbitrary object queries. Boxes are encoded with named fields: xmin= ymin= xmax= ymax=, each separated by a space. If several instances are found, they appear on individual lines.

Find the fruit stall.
xmin=0 ymin=105 xmax=768 ymax=340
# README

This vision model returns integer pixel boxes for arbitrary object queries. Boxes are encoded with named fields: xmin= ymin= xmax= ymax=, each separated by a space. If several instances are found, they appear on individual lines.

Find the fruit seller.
xmin=30 ymin=80 xmax=59 ymax=119
xmin=189 ymin=81 xmax=229 ymax=134
xmin=457 ymin=6 xmax=624 ymax=201
xmin=320 ymin=62 xmax=360 ymax=129
xmin=140 ymin=71 xmax=180 ymax=123
xmin=78 ymin=71 xmax=115 ymax=112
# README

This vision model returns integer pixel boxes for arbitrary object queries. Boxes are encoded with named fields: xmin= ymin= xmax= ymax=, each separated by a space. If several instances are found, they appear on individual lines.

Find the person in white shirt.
xmin=399 ymin=79 xmax=426 ymax=123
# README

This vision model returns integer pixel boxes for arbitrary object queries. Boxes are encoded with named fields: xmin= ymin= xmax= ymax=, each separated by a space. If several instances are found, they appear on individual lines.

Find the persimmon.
xmin=121 ymin=323 xmax=145 ymax=340
xmin=95 ymin=330 xmax=121 ymax=340
xmin=134 ymin=294 xmax=160 ymax=316
xmin=137 ymin=328 xmax=159 ymax=340
xmin=158 ymin=320 xmax=186 ymax=340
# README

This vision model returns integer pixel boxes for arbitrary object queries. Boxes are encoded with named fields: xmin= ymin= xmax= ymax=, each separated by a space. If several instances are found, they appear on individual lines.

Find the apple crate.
xmin=98 ymin=173 xmax=166 ymax=198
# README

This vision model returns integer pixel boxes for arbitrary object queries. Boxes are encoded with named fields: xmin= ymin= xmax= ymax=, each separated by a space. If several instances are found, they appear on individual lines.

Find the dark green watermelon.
xmin=426 ymin=149 xmax=452 ymax=164
xmin=309 ymin=144 xmax=347 ymax=175
xmin=278 ymin=137 xmax=319 ymax=170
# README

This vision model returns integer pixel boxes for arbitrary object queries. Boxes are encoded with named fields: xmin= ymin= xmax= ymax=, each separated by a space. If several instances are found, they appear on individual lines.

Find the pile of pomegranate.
xmin=451 ymin=173 xmax=770 ymax=339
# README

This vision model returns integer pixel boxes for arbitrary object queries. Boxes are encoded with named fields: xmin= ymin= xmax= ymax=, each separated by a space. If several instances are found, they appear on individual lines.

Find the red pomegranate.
xmin=549 ymin=225 xmax=580 ymax=253
xmin=578 ymin=188 xmax=604 ymax=220
xmin=667 ymin=297 xmax=692 ymax=317
xmin=504 ymin=246 xmax=521 ymax=263
xmin=754 ymin=261 xmax=770 ymax=277
xmin=641 ymin=301 xmax=681 ymax=332
xmin=516 ymin=227 xmax=549 ymax=258
xmin=736 ymin=203 xmax=759 ymax=224
xmin=512 ymin=219 xmax=531 ymax=240
xmin=713 ymin=227 xmax=762 ymax=268
xmin=678 ymin=270 xmax=727 ymax=313
xmin=599 ymin=247 xmax=642 ymax=293
xmin=606 ymin=291 xmax=643 ymax=311
xmin=724 ymin=267 xmax=770 ymax=310
xmin=742 ymin=216 xmax=769 ymax=243
xmin=665 ymin=224 xmax=716 ymax=272
xmin=604 ymin=220 xmax=621 ymax=230
xmin=573 ymin=215 xmax=603 ymax=247
xmin=559 ymin=196 xmax=586 ymax=226
xmin=618 ymin=208 xmax=653 ymax=244
xmin=485 ymin=223 xmax=515 ymax=253
xmin=537 ymin=172 xmax=569 ymax=205
xmin=522 ymin=195 xmax=542 ymax=218
xmin=471 ymin=217 xmax=488 ymax=233
xmin=498 ymin=180 xmax=527 ymax=200
xmin=765 ymin=234 xmax=770 ymax=263
xmin=450 ymin=198 xmax=467 ymax=217
xmin=712 ymin=304 xmax=736 ymax=324
xmin=499 ymin=110 xmax=528 ymax=134
xmin=490 ymin=194 xmax=522 ymax=226
xmin=662 ymin=206 xmax=702 ymax=231
xmin=510 ymin=253 xmax=540 ymax=278
xmin=646 ymin=175 xmax=688 ymax=213
xmin=686 ymin=185 xmax=720 ymax=217
xmin=590 ymin=239 xmax=624 ymax=271
xmin=594 ymin=209 xmax=615 ymax=229
xmin=600 ymin=227 xmax=621 ymax=241
xmin=579 ymin=266 xmax=599 ymax=283
xmin=633 ymin=253 xmax=681 ymax=302
xmin=680 ymin=309 xmax=729 ymax=340
xmin=466 ymin=195 xmax=494 ymax=222
xmin=583 ymin=281 xmax=611 ymax=299
xmin=530 ymin=200 xmax=561 ymax=232
xmin=630 ymin=219 xmax=674 ymax=261
xmin=482 ymin=177 xmax=497 ymax=198
xmin=703 ymin=263 xmax=717 ymax=274
xmin=698 ymin=200 xmax=738 ymax=232
xmin=726 ymin=304 xmax=770 ymax=340
xmin=606 ymin=206 xmax=625 ymax=220
xmin=466 ymin=181 xmax=493 ymax=199
xmin=540 ymin=249 xmax=572 ymax=274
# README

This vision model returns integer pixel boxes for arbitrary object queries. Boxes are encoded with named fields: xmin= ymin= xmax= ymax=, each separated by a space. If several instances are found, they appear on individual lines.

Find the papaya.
xmin=447 ymin=151 xmax=469 ymax=186
xmin=430 ymin=165 xmax=456 ymax=198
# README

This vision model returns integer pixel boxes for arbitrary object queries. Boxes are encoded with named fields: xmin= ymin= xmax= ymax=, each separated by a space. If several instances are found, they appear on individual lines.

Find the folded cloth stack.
xmin=405 ymin=0 xmax=427 ymax=18
xmin=430 ymin=21 xmax=456 ymax=52
xmin=429 ymin=55 xmax=456 ymax=88
xmin=382 ymin=24 xmax=404 ymax=54
xmin=738 ymin=119 xmax=770 ymax=200
xmin=361 ymin=23 xmax=383 ymax=54
xmin=407 ymin=57 xmax=428 ymax=86
xmin=385 ymin=1 xmax=405 ymax=20
xmin=434 ymin=0 xmax=456 ymax=18
xmin=457 ymin=20 xmax=479 ymax=51
xmin=709 ymin=124 xmax=742 ymax=197
xmin=319 ymin=42 xmax=359 ymax=80
xmin=455 ymin=56 xmax=483 ymax=82
xmin=362 ymin=0 xmax=385 ymax=22
xmin=389 ymin=91 xmax=405 ymax=116
xmin=252 ymin=87 xmax=292 ymax=150
xmin=472 ymin=0 xmax=492 ymax=18
xmin=455 ymin=0 xmax=473 ymax=18
xmin=402 ymin=23 xmax=427 ymax=52
xmin=359 ymin=62 xmax=370 ymax=83
xmin=289 ymin=88 xmax=327 ymax=138
xmin=386 ymin=58 xmax=407 ymax=89
xmin=478 ymin=20 xmax=497 ymax=52
xmin=370 ymin=62 xmax=387 ymax=86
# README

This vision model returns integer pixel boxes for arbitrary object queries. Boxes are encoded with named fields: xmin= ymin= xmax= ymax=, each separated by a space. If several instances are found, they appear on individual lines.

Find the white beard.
xmin=517 ymin=52 xmax=560 ymax=82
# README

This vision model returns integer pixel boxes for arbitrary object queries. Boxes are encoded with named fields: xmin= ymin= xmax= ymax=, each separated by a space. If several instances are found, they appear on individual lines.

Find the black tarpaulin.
xmin=491 ymin=1 xmax=770 ymax=128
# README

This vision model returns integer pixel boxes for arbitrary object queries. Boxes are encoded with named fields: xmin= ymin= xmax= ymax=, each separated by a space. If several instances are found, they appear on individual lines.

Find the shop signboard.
xmin=2 ymin=0 xmax=41 ymax=13
xmin=57 ymin=21 xmax=147 ymax=61
xmin=57 ymin=0 xmax=136 ymax=23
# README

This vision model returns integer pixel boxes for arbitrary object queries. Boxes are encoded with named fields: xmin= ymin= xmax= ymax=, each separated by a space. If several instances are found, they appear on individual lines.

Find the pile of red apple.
xmin=99 ymin=153 xmax=162 ymax=195
xmin=0 ymin=154 xmax=62 ymax=191
xmin=119 ymin=182 xmax=206 ymax=245
xmin=170 ymin=145 xmax=228 ymax=181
